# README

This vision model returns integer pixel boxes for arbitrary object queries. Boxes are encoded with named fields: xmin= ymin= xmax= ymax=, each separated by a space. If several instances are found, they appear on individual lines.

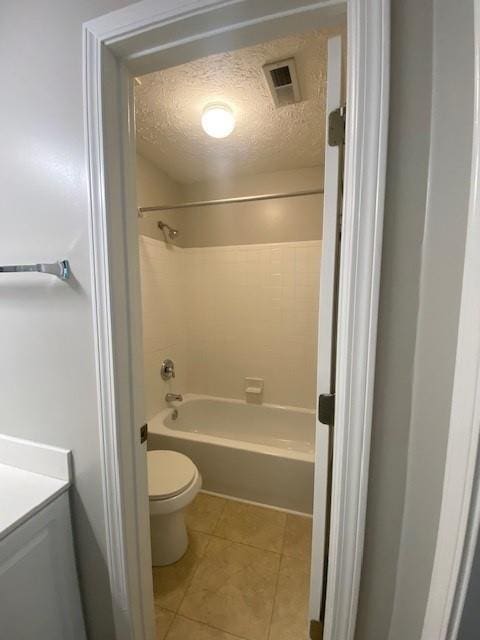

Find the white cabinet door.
xmin=0 ymin=493 xmax=86 ymax=640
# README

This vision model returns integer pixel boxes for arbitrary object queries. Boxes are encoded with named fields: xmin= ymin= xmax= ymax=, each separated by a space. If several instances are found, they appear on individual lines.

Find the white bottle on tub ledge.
xmin=245 ymin=377 xmax=264 ymax=404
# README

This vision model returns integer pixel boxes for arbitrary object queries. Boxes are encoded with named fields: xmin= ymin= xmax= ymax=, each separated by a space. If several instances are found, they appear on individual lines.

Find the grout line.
xmin=184 ymin=497 xmax=282 ymax=638
xmin=201 ymin=489 xmax=313 ymax=518
xmin=189 ymin=494 xmax=287 ymax=555
xmin=267 ymin=544 xmax=283 ymax=640
xmin=279 ymin=512 xmax=288 ymax=558
xmin=174 ymin=527 xmax=212 ymax=615
xmin=189 ymin=527 xmax=284 ymax=558
xmin=214 ymin=492 xmax=228 ymax=525
xmin=265 ymin=513 xmax=289 ymax=638
xmin=189 ymin=496 xmax=312 ymax=561
xmin=176 ymin=612 xmax=252 ymax=640
xmin=160 ymin=611 xmax=176 ymax=640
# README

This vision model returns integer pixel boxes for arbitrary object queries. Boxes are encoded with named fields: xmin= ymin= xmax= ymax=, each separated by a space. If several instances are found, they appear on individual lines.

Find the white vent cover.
xmin=263 ymin=58 xmax=301 ymax=108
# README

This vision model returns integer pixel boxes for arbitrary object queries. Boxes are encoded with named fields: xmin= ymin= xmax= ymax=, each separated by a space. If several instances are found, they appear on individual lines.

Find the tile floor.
xmin=153 ymin=493 xmax=313 ymax=640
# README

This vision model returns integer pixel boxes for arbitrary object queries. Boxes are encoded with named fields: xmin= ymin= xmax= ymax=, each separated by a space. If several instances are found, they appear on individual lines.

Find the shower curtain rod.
xmin=137 ymin=187 xmax=324 ymax=215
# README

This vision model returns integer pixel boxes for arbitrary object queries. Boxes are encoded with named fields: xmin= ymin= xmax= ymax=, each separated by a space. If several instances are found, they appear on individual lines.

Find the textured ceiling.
xmin=135 ymin=27 xmax=343 ymax=184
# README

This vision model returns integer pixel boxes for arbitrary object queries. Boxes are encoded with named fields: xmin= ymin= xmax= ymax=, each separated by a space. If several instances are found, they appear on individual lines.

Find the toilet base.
xmin=150 ymin=510 xmax=188 ymax=566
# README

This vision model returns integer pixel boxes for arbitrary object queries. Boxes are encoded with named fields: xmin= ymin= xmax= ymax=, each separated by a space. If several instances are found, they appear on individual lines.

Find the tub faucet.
xmin=165 ymin=393 xmax=183 ymax=403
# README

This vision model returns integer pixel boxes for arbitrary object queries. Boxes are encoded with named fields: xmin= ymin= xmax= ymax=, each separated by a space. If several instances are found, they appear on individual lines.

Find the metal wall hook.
xmin=0 ymin=260 xmax=71 ymax=281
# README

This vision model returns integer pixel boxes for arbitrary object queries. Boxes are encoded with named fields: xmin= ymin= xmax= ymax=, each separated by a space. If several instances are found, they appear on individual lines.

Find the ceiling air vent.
xmin=263 ymin=58 xmax=301 ymax=108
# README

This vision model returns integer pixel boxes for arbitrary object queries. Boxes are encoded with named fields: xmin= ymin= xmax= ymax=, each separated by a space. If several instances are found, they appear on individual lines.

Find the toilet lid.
xmin=147 ymin=450 xmax=197 ymax=500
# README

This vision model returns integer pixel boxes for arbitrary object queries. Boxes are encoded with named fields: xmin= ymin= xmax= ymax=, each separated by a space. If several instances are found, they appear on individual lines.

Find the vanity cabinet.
xmin=0 ymin=492 xmax=86 ymax=640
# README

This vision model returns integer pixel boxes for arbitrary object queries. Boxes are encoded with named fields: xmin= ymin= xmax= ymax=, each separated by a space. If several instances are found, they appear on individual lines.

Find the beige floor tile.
xmin=186 ymin=492 xmax=226 ymax=534
xmin=179 ymin=537 xmax=280 ymax=640
xmin=213 ymin=500 xmax=287 ymax=552
xmin=282 ymin=514 xmax=312 ymax=568
xmin=154 ymin=606 xmax=175 ymax=640
xmin=153 ymin=531 xmax=211 ymax=612
xmin=269 ymin=555 xmax=310 ymax=640
xmin=166 ymin=616 xmax=242 ymax=640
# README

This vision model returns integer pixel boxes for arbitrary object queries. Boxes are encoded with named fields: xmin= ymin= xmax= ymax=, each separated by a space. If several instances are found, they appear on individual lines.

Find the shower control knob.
xmin=161 ymin=358 xmax=176 ymax=380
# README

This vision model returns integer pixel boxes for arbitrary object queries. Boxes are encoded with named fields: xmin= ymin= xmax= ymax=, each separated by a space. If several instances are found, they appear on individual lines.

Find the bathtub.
xmin=148 ymin=394 xmax=315 ymax=514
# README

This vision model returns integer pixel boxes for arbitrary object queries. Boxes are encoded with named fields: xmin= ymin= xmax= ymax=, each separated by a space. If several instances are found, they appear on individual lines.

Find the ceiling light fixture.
xmin=201 ymin=104 xmax=235 ymax=139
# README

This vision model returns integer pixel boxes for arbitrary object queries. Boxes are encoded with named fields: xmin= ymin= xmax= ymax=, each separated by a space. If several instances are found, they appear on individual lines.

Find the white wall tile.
xmin=140 ymin=237 xmax=321 ymax=414
xmin=139 ymin=236 xmax=187 ymax=420
xmin=185 ymin=241 xmax=321 ymax=409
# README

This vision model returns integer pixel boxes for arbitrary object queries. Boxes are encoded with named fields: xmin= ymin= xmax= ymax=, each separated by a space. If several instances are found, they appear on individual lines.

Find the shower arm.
xmin=157 ymin=220 xmax=178 ymax=239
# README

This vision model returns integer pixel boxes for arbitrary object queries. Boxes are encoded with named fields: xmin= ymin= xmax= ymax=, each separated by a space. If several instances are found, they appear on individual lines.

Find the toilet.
xmin=147 ymin=450 xmax=202 ymax=566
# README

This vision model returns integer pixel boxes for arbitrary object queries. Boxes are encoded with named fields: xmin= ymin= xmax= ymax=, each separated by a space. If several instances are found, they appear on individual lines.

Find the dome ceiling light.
xmin=201 ymin=104 xmax=235 ymax=139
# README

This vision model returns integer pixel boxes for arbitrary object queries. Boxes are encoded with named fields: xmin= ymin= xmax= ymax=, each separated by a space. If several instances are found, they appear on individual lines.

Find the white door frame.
xmin=421 ymin=1 xmax=480 ymax=638
xmin=83 ymin=1 xmax=390 ymax=639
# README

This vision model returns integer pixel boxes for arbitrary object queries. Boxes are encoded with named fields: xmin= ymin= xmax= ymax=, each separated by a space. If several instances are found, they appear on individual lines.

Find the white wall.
xmin=136 ymin=153 xmax=186 ymax=243
xmin=0 ymin=1 xmax=136 ymax=639
xmin=136 ymin=160 xmax=323 ymax=248
xmin=357 ymin=2 xmax=475 ymax=639
xmin=355 ymin=1 xmax=433 ymax=637
xmin=180 ymin=167 xmax=323 ymax=247
xmin=387 ymin=1 xmax=473 ymax=637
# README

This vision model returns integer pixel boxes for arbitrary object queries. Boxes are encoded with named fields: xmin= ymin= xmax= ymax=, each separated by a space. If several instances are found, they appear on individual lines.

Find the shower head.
xmin=158 ymin=220 xmax=179 ymax=241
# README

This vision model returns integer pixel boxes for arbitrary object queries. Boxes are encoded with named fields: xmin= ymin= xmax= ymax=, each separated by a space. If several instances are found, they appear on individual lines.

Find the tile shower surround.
xmin=139 ymin=236 xmax=321 ymax=419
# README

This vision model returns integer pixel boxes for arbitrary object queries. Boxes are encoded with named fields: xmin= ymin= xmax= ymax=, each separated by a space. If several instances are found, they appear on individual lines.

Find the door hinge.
xmin=328 ymin=106 xmax=346 ymax=146
xmin=309 ymin=619 xmax=323 ymax=640
xmin=318 ymin=393 xmax=335 ymax=426
xmin=140 ymin=423 xmax=148 ymax=444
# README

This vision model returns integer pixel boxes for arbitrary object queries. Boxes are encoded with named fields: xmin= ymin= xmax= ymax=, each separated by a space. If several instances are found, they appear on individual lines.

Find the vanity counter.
xmin=0 ymin=463 xmax=69 ymax=540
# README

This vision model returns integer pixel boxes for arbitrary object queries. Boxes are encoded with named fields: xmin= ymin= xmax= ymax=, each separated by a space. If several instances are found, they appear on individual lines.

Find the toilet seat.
xmin=147 ymin=450 xmax=197 ymax=500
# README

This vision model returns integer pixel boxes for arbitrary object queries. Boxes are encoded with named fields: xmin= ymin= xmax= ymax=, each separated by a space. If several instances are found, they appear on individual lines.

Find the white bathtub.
xmin=148 ymin=394 xmax=315 ymax=514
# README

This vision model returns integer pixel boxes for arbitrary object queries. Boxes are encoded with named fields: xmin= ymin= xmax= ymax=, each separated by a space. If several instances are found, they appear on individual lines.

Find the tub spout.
xmin=165 ymin=393 xmax=183 ymax=403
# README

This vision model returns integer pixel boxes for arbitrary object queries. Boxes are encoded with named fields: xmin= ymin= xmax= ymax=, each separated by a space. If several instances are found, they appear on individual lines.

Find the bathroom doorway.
xmin=135 ymin=26 xmax=344 ymax=640
xmin=83 ymin=1 xmax=389 ymax=639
